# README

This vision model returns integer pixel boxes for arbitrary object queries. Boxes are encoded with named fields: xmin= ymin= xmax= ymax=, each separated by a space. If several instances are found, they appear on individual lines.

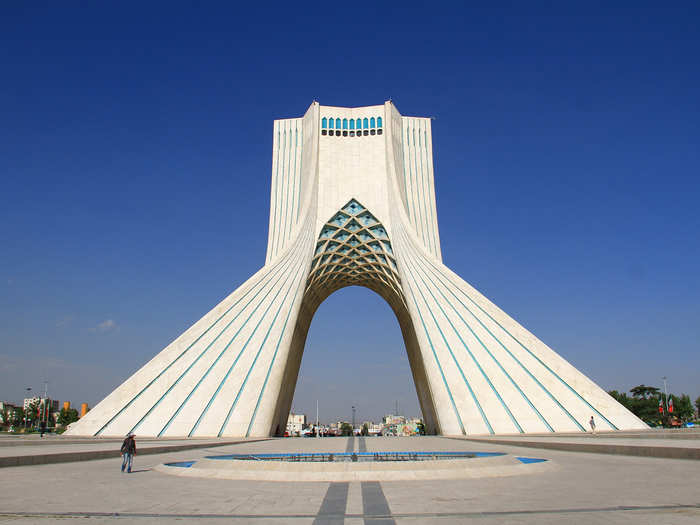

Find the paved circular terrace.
xmin=1 ymin=434 xmax=699 ymax=524
xmin=157 ymin=449 xmax=553 ymax=481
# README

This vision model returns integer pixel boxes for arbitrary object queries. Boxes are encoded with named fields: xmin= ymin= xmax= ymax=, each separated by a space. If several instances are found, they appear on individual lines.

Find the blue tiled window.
xmin=321 ymin=115 xmax=384 ymax=137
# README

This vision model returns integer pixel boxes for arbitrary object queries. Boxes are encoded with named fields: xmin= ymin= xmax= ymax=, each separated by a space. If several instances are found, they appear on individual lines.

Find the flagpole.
xmin=44 ymin=381 xmax=49 ymax=426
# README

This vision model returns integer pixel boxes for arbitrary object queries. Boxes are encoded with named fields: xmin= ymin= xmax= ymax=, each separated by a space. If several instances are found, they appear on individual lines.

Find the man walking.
xmin=589 ymin=416 xmax=596 ymax=435
xmin=120 ymin=433 xmax=136 ymax=473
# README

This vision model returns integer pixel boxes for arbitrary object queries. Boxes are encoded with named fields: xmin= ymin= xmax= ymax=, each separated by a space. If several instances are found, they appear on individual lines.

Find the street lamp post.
xmin=662 ymin=376 xmax=669 ymax=412
xmin=24 ymin=387 xmax=32 ymax=430
xmin=352 ymin=406 xmax=356 ymax=432
xmin=43 ymin=381 xmax=49 ymax=428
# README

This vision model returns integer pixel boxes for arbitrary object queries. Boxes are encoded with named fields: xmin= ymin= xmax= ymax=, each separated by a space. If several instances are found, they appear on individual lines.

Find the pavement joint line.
xmin=446 ymin=436 xmax=700 ymax=460
xmin=358 ymin=437 xmax=367 ymax=453
xmin=344 ymin=436 xmax=355 ymax=453
xmin=313 ymin=482 xmax=349 ymax=524
xmin=0 ymin=438 xmax=271 ymax=468
xmin=1 ymin=503 xmax=699 ymax=519
xmin=361 ymin=481 xmax=395 ymax=525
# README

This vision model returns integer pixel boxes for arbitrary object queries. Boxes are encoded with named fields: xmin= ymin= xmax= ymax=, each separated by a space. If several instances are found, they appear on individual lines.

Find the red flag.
xmin=669 ymin=397 xmax=674 ymax=413
xmin=658 ymin=398 xmax=663 ymax=413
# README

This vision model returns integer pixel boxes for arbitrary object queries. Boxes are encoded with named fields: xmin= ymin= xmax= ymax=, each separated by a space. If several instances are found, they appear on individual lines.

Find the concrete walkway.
xmin=452 ymin=429 xmax=700 ymax=460
xmin=0 ymin=434 xmax=268 ymax=467
xmin=0 ymin=436 xmax=699 ymax=523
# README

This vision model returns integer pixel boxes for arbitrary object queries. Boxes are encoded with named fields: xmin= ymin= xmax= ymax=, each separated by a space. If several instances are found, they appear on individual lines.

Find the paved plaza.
xmin=1 ymin=434 xmax=699 ymax=524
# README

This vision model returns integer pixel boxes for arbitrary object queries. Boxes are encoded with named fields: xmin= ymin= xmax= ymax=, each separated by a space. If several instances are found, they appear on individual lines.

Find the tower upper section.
xmin=265 ymin=102 xmax=442 ymax=264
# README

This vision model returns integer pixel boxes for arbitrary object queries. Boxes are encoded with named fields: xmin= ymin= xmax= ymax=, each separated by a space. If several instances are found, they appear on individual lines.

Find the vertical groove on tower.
xmin=406 ymin=246 xmax=554 ymax=432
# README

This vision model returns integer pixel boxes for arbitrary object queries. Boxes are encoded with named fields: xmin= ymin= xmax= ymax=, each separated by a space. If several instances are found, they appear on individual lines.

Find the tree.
xmin=25 ymin=400 xmax=40 ymax=429
xmin=610 ymin=386 xmax=697 ymax=427
xmin=630 ymin=385 xmax=660 ymax=399
xmin=674 ymin=394 xmax=694 ymax=422
xmin=608 ymin=390 xmax=633 ymax=411
xmin=361 ymin=423 xmax=369 ymax=436
xmin=695 ymin=396 xmax=700 ymax=416
xmin=340 ymin=423 xmax=353 ymax=436
xmin=11 ymin=407 xmax=24 ymax=426
xmin=57 ymin=408 xmax=79 ymax=427
xmin=624 ymin=385 xmax=663 ymax=423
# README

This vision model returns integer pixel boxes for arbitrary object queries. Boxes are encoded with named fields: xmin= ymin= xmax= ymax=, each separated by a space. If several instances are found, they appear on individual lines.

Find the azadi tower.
xmin=68 ymin=102 xmax=646 ymax=437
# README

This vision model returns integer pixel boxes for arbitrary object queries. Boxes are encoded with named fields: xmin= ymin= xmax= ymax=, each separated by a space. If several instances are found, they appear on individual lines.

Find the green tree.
xmin=673 ymin=394 xmax=693 ymax=422
xmin=361 ymin=423 xmax=369 ymax=436
xmin=57 ymin=408 xmax=79 ymax=427
xmin=626 ymin=385 xmax=663 ymax=423
xmin=608 ymin=390 xmax=633 ymax=411
xmin=25 ymin=400 xmax=40 ymax=429
xmin=11 ymin=407 xmax=24 ymax=426
xmin=416 ymin=421 xmax=426 ymax=435
xmin=695 ymin=396 xmax=700 ymax=416
xmin=340 ymin=423 xmax=353 ymax=436
xmin=630 ymin=385 xmax=660 ymax=399
xmin=611 ymin=386 xmax=697 ymax=427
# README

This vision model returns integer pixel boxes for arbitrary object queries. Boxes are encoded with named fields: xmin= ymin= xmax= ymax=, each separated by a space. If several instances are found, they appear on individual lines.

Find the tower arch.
xmin=269 ymin=199 xmax=439 ymax=436
xmin=66 ymin=101 xmax=647 ymax=438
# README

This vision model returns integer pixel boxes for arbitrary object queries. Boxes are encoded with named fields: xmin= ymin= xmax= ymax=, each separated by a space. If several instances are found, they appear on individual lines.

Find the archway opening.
xmin=268 ymin=199 xmax=440 ymax=436
xmin=289 ymin=285 xmax=420 ymax=434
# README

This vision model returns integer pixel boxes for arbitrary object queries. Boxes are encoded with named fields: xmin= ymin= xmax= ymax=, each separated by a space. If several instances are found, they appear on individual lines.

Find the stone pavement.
xmin=0 ymin=434 xmax=265 ymax=467
xmin=455 ymin=428 xmax=700 ymax=460
xmin=0 ymin=435 xmax=698 ymax=524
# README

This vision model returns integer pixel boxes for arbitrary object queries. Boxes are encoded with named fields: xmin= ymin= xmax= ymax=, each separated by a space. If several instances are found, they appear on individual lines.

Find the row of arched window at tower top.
xmin=321 ymin=116 xmax=383 ymax=136
xmin=322 ymin=116 xmax=382 ymax=129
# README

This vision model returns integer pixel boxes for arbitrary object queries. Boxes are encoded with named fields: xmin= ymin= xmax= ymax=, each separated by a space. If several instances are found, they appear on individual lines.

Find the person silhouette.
xmin=120 ymin=434 xmax=136 ymax=473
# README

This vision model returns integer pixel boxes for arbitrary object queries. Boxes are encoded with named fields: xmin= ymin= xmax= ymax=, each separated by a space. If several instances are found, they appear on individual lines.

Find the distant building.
xmin=23 ymin=397 xmax=59 ymax=413
xmin=286 ymin=413 xmax=306 ymax=435
xmin=367 ymin=422 xmax=382 ymax=435
xmin=383 ymin=414 xmax=405 ymax=426
xmin=381 ymin=414 xmax=424 ymax=436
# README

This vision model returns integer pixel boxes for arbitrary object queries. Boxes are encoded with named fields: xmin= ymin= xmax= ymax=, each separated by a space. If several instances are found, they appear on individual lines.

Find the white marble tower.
xmin=67 ymin=102 xmax=646 ymax=437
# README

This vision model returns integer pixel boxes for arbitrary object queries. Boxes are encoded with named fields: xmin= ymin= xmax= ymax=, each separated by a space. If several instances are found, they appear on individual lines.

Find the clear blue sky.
xmin=1 ymin=3 xmax=698 ymax=423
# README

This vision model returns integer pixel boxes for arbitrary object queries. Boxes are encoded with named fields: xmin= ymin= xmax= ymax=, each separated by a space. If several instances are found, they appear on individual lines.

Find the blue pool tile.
xmin=516 ymin=457 xmax=547 ymax=464
xmin=165 ymin=461 xmax=196 ymax=468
